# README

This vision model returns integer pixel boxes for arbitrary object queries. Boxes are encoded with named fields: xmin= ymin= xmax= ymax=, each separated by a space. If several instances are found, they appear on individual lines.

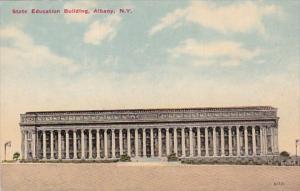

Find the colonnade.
xmin=21 ymin=125 xmax=279 ymax=160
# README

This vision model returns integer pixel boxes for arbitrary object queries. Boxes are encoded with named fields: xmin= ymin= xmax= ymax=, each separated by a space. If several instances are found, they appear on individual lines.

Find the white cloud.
xmin=169 ymin=39 xmax=261 ymax=67
xmin=0 ymin=26 xmax=77 ymax=72
xmin=84 ymin=15 xmax=122 ymax=45
xmin=103 ymin=55 xmax=119 ymax=66
xmin=64 ymin=1 xmax=97 ymax=23
xmin=149 ymin=1 xmax=281 ymax=35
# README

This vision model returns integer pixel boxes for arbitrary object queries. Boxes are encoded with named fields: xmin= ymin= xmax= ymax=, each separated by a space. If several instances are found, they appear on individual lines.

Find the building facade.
xmin=20 ymin=106 xmax=279 ymax=161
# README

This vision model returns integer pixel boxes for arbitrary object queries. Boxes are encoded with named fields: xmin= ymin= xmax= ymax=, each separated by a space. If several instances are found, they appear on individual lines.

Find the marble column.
xmin=119 ymin=129 xmax=123 ymax=156
xmin=150 ymin=128 xmax=154 ymax=157
xmin=213 ymin=127 xmax=217 ymax=157
xmin=221 ymin=127 xmax=225 ymax=157
xmin=89 ymin=129 xmax=93 ymax=159
xmin=50 ymin=130 xmax=54 ymax=159
xmin=24 ymin=131 xmax=28 ymax=160
xmin=96 ymin=129 xmax=100 ymax=159
xmin=275 ymin=127 xmax=279 ymax=153
xmin=127 ymin=129 xmax=131 ymax=157
xmin=262 ymin=127 xmax=266 ymax=154
xmin=181 ymin=128 xmax=185 ymax=157
xmin=158 ymin=128 xmax=162 ymax=157
xmin=166 ymin=128 xmax=170 ymax=156
xmin=32 ymin=131 xmax=36 ymax=159
xmin=43 ymin=130 xmax=46 ymax=159
xmin=81 ymin=129 xmax=85 ymax=159
xmin=264 ymin=127 xmax=268 ymax=154
xmin=244 ymin=127 xmax=248 ymax=156
xmin=189 ymin=127 xmax=193 ymax=157
xmin=112 ymin=129 xmax=116 ymax=158
xmin=142 ymin=128 xmax=146 ymax=157
xmin=252 ymin=126 xmax=256 ymax=156
xmin=197 ymin=127 xmax=201 ymax=157
xmin=66 ymin=130 xmax=69 ymax=159
xmin=205 ymin=127 xmax=209 ymax=157
xmin=73 ymin=130 xmax=77 ymax=159
xmin=271 ymin=127 xmax=274 ymax=153
xmin=58 ymin=130 xmax=62 ymax=159
xmin=134 ymin=128 xmax=138 ymax=157
xmin=174 ymin=128 xmax=178 ymax=156
xmin=104 ymin=129 xmax=108 ymax=158
xmin=260 ymin=126 xmax=264 ymax=155
xmin=236 ymin=127 xmax=240 ymax=156
xmin=21 ymin=131 xmax=25 ymax=160
xmin=36 ymin=131 xmax=40 ymax=159
xmin=228 ymin=127 xmax=232 ymax=156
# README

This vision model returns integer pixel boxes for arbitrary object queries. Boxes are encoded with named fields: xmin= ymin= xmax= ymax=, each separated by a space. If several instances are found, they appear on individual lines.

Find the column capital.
xmin=96 ymin=128 xmax=100 ymax=132
xmin=112 ymin=129 xmax=115 ymax=132
xmin=142 ymin=128 xmax=146 ymax=132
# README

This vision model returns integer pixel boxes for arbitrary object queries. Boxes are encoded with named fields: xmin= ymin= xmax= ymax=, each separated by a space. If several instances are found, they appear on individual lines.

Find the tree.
xmin=13 ymin=152 xmax=20 ymax=161
xmin=280 ymin=151 xmax=290 ymax=157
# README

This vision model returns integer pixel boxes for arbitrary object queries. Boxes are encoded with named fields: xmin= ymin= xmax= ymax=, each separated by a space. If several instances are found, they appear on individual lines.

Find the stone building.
xmin=20 ymin=106 xmax=279 ymax=161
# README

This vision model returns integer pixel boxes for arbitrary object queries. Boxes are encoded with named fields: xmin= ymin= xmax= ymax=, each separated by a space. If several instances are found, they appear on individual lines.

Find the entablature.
xmin=20 ymin=106 xmax=278 ymax=126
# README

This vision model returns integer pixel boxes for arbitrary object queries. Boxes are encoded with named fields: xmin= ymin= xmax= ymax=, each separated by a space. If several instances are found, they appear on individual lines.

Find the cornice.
xmin=20 ymin=107 xmax=278 ymax=126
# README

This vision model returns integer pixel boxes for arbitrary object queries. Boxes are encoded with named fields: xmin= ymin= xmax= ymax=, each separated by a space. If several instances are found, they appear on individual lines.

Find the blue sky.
xmin=0 ymin=0 xmax=299 ymax=158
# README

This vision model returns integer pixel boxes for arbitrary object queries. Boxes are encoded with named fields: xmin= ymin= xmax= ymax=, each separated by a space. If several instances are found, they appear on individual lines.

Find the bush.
xmin=167 ymin=152 xmax=178 ymax=161
xmin=120 ymin=154 xmax=131 ymax=162
xmin=280 ymin=151 xmax=290 ymax=157
xmin=13 ymin=152 xmax=20 ymax=161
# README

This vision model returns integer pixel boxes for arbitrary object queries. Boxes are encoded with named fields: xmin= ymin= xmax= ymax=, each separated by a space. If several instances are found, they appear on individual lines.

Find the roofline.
xmin=24 ymin=106 xmax=277 ymax=114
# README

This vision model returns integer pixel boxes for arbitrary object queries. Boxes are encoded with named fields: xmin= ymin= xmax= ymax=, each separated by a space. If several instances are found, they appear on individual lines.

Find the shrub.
xmin=120 ymin=154 xmax=131 ymax=162
xmin=167 ymin=152 xmax=178 ymax=161
xmin=13 ymin=152 xmax=20 ymax=161
xmin=280 ymin=151 xmax=290 ymax=157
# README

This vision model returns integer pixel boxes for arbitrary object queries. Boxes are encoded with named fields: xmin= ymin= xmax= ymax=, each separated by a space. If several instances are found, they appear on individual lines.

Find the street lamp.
xmin=4 ymin=141 xmax=11 ymax=161
xmin=296 ymin=139 xmax=300 ymax=157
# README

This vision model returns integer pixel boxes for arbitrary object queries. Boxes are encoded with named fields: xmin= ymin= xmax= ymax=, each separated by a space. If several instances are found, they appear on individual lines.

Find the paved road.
xmin=1 ymin=163 xmax=300 ymax=191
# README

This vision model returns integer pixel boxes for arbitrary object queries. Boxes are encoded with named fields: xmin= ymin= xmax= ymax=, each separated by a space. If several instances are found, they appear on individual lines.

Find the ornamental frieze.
xmin=20 ymin=107 xmax=278 ymax=125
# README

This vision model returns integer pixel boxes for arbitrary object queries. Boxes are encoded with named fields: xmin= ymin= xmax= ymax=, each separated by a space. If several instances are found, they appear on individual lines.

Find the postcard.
xmin=0 ymin=1 xmax=299 ymax=191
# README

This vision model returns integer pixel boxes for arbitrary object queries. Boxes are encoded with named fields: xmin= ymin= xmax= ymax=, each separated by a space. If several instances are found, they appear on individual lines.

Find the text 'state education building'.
xmin=20 ymin=106 xmax=279 ymax=161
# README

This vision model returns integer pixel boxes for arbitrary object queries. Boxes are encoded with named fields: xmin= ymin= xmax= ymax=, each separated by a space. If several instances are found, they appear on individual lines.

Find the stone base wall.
xmin=181 ymin=156 xmax=281 ymax=165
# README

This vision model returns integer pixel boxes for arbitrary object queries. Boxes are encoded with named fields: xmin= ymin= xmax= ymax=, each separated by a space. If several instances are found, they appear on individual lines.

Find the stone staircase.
xmin=131 ymin=157 xmax=167 ymax=162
